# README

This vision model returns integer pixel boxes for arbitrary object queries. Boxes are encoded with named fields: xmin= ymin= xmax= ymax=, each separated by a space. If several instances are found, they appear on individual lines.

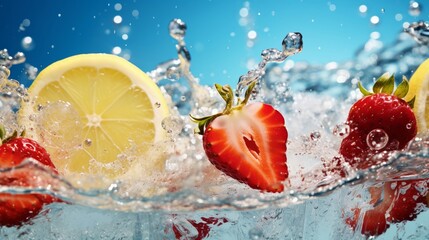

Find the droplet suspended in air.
xmin=282 ymin=32 xmax=303 ymax=56
xmin=333 ymin=124 xmax=350 ymax=138
xmin=113 ymin=15 xmax=123 ymax=24
xmin=21 ymin=36 xmax=34 ymax=51
xmin=169 ymin=19 xmax=187 ymax=41
xmin=409 ymin=1 xmax=422 ymax=16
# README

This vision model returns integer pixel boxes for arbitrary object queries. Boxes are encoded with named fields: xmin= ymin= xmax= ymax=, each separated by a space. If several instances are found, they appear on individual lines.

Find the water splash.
xmin=0 ymin=18 xmax=428 ymax=216
xmin=404 ymin=21 xmax=429 ymax=44
xmin=235 ymin=32 xmax=303 ymax=99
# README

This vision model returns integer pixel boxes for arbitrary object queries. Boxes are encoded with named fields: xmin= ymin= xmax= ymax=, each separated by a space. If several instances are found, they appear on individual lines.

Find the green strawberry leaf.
xmin=358 ymin=82 xmax=372 ymax=96
xmin=393 ymin=76 xmax=410 ymax=99
xmin=373 ymin=72 xmax=394 ymax=94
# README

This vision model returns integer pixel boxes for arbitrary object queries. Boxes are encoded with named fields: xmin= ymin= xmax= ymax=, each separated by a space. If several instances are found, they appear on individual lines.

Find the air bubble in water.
xmin=409 ymin=1 xmax=422 ymax=16
xmin=333 ymin=124 xmax=350 ymax=138
xmin=169 ymin=19 xmax=187 ymax=41
xmin=249 ymin=228 xmax=264 ymax=239
xmin=366 ymin=129 xmax=389 ymax=150
xmin=282 ymin=32 xmax=303 ymax=56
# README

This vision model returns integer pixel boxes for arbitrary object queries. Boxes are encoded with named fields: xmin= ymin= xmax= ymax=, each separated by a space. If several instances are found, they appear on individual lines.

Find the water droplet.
xmin=239 ymin=7 xmax=249 ymax=17
xmin=0 ymin=66 xmax=10 ymax=79
xmin=132 ymin=9 xmax=139 ymax=18
xmin=310 ymin=131 xmax=321 ymax=141
xmin=406 ymin=122 xmax=413 ymax=129
xmin=169 ymin=19 xmax=187 ymax=41
xmin=248 ymin=30 xmax=257 ymax=40
xmin=162 ymin=116 xmax=184 ymax=136
xmin=366 ymin=129 xmax=389 ymax=150
xmin=19 ymin=19 xmax=31 ymax=31
xmin=333 ymin=124 xmax=350 ymax=138
xmin=409 ymin=1 xmax=421 ymax=16
xmin=112 ymin=46 xmax=122 ymax=55
xmin=114 ymin=3 xmax=122 ymax=11
xmin=21 ymin=36 xmax=34 ymax=51
xmin=359 ymin=5 xmax=368 ymax=14
xmin=113 ymin=15 xmax=122 ymax=24
xmin=25 ymin=64 xmax=38 ymax=80
xmin=84 ymin=138 xmax=92 ymax=147
xmin=282 ymin=32 xmax=303 ymax=56
xmin=261 ymin=48 xmax=285 ymax=62
xmin=155 ymin=102 xmax=161 ymax=108
xmin=370 ymin=16 xmax=380 ymax=25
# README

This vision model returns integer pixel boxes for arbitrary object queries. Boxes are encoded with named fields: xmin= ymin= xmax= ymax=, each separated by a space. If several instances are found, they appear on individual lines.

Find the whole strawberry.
xmin=191 ymin=83 xmax=288 ymax=193
xmin=0 ymin=129 xmax=59 ymax=227
xmin=339 ymin=73 xmax=417 ymax=169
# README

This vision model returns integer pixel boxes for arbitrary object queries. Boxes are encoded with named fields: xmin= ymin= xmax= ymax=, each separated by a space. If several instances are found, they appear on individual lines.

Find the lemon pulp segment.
xmin=20 ymin=54 xmax=169 ymax=178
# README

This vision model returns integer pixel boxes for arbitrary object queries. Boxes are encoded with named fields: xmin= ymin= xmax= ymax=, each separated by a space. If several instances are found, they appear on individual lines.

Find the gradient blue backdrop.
xmin=0 ymin=0 xmax=427 ymax=87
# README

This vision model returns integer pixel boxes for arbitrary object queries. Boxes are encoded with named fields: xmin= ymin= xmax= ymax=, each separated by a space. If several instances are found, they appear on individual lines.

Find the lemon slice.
xmin=404 ymin=58 xmax=429 ymax=133
xmin=19 ymin=54 xmax=170 ymax=179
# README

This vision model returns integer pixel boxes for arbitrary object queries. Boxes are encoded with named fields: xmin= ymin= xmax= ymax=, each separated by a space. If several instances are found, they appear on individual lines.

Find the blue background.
xmin=0 ymin=0 xmax=427 ymax=87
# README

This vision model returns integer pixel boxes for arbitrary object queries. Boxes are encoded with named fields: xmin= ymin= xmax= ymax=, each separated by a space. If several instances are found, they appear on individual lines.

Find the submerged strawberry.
xmin=0 ymin=128 xmax=59 ymax=227
xmin=339 ymin=73 xmax=417 ymax=169
xmin=346 ymin=180 xmax=428 ymax=236
xmin=191 ymin=83 xmax=288 ymax=192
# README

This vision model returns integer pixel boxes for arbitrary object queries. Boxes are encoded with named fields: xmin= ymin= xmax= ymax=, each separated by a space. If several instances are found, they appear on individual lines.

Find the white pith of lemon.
xmin=404 ymin=58 xmax=429 ymax=133
xmin=19 ymin=54 xmax=170 ymax=179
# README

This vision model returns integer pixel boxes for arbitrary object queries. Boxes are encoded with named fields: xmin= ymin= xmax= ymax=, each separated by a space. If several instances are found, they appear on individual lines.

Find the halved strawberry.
xmin=0 ymin=129 xmax=59 ymax=227
xmin=191 ymin=83 xmax=288 ymax=192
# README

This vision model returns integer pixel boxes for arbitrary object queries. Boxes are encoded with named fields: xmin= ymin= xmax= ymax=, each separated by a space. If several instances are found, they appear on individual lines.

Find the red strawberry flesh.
xmin=203 ymin=102 xmax=288 ymax=192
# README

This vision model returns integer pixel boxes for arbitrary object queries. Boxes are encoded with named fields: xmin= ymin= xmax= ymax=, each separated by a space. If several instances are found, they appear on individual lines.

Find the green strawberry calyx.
xmin=358 ymin=72 xmax=415 ymax=108
xmin=190 ymin=82 xmax=256 ymax=135
xmin=0 ymin=124 xmax=25 ymax=144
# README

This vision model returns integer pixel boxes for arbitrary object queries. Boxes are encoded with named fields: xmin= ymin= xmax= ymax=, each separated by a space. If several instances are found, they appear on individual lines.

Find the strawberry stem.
xmin=358 ymin=72 xmax=415 ymax=107
xmin=190 ymin=82 xmax=257 ymax=135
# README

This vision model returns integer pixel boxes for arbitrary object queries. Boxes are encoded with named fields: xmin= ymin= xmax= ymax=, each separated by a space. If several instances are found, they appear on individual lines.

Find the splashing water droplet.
xmin=333 ymin=124 xmax=350 ymax=138
xmin=310 ymin=131 xmax=321 ymax=141
xmin=366 ymin=129 xmax=389 ymax=150
xmin=404 ymin=21 xmax=429 ymax=44
xmin=21 ymin=36 xmax=34 ymax=51
xmin=162 ymin=116 xmax=184 ymax=136
xmin=261 ymin=48 xmax=285 ymax=62
xmin=25 ymin=64 xmax=38 ymax=80
xmin=282 ymin=32 xmax=303 ymax=56
xmin=169 ymin=18 xmax=187 ymax=41
xmin=409 ymin=1 xmax=422 ymax=16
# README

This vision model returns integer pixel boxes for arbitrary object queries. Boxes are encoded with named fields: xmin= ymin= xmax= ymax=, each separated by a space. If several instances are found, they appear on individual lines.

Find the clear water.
xmin=1 ymin=2 xmax=429 ymax=240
